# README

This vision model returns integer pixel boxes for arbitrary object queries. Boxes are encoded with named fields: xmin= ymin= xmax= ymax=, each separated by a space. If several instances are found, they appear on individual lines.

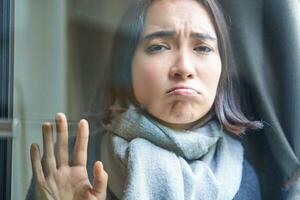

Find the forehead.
xmin=143 ymin=0 xmax=217 ymax=37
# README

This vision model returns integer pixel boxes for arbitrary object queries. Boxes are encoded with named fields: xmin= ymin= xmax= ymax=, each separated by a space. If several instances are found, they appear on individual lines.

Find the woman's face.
xmin=132 ymin=0 xmax=222 ymax=129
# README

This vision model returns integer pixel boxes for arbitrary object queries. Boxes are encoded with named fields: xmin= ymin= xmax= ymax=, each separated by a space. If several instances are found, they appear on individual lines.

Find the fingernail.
xmin=99 ymin=161 xmax=103 ymax=169
xmin=42 ymin=122 xmax=52 ymax=131
xmin=56 ymin=113 xmax=64 ymax=120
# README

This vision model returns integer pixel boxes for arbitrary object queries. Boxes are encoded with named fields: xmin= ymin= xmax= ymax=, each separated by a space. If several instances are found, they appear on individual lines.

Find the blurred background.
xmin=12 ymin=0 xmax=132 ymax=199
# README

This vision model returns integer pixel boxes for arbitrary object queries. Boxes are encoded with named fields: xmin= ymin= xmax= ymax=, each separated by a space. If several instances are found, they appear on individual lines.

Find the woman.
xmin=27 ymin=0 xmax=263 ymax=199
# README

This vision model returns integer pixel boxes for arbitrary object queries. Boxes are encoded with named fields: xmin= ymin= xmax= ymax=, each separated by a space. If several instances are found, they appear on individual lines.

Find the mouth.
xmin=166 ymin=86 xmax=200 ymax=96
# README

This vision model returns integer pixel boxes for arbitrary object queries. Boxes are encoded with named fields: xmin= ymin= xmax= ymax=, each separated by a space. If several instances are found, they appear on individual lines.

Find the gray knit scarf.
xmin=101 ymin=105 xmax=244 ymax=200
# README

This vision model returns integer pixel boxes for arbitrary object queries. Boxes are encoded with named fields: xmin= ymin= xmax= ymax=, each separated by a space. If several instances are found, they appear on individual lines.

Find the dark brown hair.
xmin=89 ymin=0 xmax=263 ymax=134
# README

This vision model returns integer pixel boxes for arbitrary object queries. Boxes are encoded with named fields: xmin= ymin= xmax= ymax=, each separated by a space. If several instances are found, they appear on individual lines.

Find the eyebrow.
xmin=191 ymin=32 xmax=217 ymax=41
xmin=142 ymin=30 xmax=217 ymax=41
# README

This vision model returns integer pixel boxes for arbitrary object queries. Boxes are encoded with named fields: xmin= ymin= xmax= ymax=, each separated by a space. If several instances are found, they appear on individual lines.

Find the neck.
xmin=145 ymin=110 xmax=215 ymax=131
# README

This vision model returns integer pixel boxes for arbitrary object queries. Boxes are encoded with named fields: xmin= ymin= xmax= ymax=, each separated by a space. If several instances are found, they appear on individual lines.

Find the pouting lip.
xmin=166 ymin=86 xmax=200 ymax=94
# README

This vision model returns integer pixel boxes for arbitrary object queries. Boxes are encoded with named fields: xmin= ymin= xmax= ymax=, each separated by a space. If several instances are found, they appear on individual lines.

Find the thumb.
xmin=92 ymin=161 xmax=108 ymax=199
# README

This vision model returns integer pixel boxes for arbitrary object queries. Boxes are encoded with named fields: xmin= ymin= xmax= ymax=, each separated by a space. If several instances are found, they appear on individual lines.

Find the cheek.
xmin=209 ymin=67 xmax=222 ymax=89
xmin=135 ymin=68 xmax=158 ymax=82
xmin=132 ymin=58 xmax=165 ymax=104
xmin=200 ymin=56 xmax=222 ymax=97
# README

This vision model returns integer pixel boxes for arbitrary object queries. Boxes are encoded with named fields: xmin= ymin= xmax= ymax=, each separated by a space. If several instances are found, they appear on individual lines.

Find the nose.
xmin=169 ymin=49 xmax=195 ymax=80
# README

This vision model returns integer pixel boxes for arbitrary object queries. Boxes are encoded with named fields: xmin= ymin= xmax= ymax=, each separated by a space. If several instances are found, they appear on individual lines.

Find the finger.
xmin=55 ymin=113 xmax=69 ymax=167
xmin=42 ymin=122 xmax=56 ymax=175
xmin=73 ymin=119 xmax=89 ymax=166
xmin=30 ymin=143 xmax=45 ymax=184
xmin=92 ymin=161 xmax=108 ymax=199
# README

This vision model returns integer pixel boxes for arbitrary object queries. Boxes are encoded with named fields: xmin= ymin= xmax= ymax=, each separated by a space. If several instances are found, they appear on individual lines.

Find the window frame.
xmin=0 ymin=0 xmax=14 ymax=199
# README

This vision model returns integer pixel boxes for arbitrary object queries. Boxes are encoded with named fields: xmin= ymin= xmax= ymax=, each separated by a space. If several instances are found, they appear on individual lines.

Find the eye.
xmin=193 ymin=45 xmax=213 ymax=54
xmin=146 ymin=44 xmax=170 ymax=53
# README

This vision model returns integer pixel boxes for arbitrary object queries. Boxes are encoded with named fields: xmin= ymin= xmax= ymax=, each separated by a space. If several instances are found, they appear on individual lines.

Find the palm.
xmin=30 ymin=113 xmax=107 ymax=200
xmin=37 ymin=166 xmax=91 ymax=200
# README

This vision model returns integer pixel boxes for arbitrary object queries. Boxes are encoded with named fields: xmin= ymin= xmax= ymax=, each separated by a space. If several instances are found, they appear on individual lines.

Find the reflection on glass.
xmin=12 ymin=0 xmax=129 ymax=199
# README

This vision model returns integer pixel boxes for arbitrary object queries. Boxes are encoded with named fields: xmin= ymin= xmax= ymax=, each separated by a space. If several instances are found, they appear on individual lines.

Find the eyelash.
xmin=146 ymin=44 xmax=170 ymax=53
xmin=193 ymin=45 xmax=213 ymax=54
xmin=145 ymin=44 xmax=214 ymax=54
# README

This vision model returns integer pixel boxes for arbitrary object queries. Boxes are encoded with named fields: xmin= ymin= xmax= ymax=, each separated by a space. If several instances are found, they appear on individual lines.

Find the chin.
xmin=146 ymin=101 xmax=211 ymax=128
xmin=168 ymin=104 xmax=207 ymax=120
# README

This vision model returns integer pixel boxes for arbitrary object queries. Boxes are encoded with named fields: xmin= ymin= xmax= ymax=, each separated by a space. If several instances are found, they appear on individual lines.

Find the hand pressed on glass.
xmin=30 ymin=113 xmax=108 ymax=200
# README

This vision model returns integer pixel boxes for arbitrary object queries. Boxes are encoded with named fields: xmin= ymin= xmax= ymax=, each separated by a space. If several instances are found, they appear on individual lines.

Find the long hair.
xmin=88 ymin=0 xmax=263 ymax=134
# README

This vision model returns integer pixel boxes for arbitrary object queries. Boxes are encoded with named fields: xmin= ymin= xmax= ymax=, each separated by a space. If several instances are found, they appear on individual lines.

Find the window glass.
xmin=12 ymin=1 xmax=130 ymax=199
